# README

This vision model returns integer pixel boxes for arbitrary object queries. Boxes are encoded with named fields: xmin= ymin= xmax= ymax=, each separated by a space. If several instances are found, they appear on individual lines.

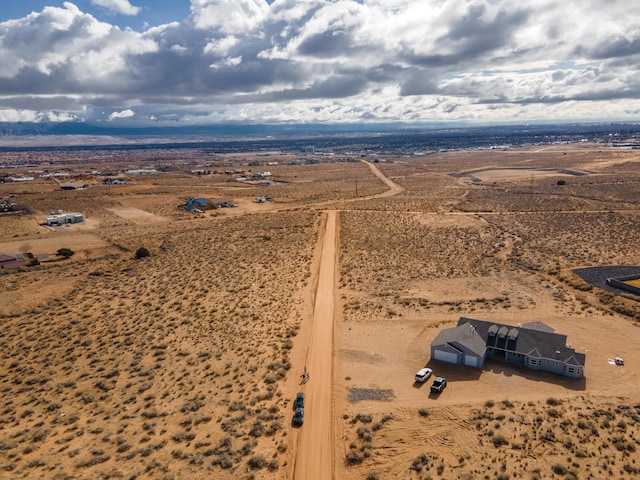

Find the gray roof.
xmin=431 ymin=323 xmax=487 ymax=357
xmin=455 ymin=317 xmax=585 ymax=366
xmin=521 ymin=321 xmax=555 ymax=333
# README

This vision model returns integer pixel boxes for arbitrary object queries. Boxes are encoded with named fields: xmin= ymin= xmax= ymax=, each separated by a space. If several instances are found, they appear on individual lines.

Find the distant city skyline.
xmin=1 ymin=1 xmax=639 ymax=127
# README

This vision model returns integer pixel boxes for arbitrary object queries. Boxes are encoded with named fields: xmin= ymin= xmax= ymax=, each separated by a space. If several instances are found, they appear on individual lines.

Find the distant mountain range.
xmin=0 ymin=121 xmax=442 ymax=138
xmin=0 ymin=120 xmax=638 ymax=137
xmin=0 ymin=121 xmax=638 ymax=151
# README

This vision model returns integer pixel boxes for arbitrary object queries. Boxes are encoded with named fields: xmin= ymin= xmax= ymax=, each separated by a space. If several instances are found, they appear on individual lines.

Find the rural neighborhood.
xmin=1 ymin=137 xmax=640 ymax=480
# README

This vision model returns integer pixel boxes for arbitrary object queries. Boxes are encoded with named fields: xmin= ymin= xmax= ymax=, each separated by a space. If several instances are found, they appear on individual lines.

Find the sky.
xmin=0 ymin=0 xmax=639 ymax=127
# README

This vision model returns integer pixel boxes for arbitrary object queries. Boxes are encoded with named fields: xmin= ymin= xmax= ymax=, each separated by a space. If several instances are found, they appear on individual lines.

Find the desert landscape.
xmin=1 ymin=141 xmax=640 ymax=480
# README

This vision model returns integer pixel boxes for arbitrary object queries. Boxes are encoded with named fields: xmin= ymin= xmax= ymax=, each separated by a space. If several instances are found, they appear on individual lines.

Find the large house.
xmin=430 ymin=317 xmax=585 ymax=378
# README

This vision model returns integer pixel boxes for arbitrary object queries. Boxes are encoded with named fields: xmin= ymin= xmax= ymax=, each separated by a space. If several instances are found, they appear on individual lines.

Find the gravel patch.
xmin=347 ymin=388 xmax=395 ymax=403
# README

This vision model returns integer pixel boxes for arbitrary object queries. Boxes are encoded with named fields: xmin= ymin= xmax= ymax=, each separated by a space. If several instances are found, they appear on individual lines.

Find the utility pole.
xmin=530 ymin=173 xmax=534 ymax=195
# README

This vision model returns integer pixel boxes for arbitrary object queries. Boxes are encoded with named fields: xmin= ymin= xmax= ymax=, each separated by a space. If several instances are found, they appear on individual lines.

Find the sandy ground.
xmin=2 ymin=144 xmax=640 ymax=479
xmin=0 ymin=232 xmax=109 ymax=256
xmin=107 ymin=206 xmax=170 ymax=224
xmin=468 ymin=168 xmax=589 ymax=182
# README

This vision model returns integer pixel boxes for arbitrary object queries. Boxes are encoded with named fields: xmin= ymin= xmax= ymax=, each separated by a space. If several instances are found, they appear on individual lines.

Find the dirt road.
xmin=363 ymin=160 xmax=404 ymax=197
xmin=294 ymin=210 xmax=338 ymax=480
xmin=293 ymin=164 xmax=402 ymax=479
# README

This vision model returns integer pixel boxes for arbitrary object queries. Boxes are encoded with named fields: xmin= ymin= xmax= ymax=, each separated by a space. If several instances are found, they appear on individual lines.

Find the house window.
xmin=567 ymin=367 xmax=575 ymax=373
xmin=530 ymin=359 xmax=538 ymax=365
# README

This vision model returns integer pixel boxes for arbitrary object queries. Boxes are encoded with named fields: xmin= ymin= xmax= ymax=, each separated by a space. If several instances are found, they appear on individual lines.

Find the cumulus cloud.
xmin=0 ymin=109 xmax=39 ymax=122
xmin=91 ymin=0 xmax=141 ymax=16
xmin=0 ymin=0 xmax=640 ymax=124
xmin=108 ymin=108 xmax=135 ymax=120
xmin=0 ymin=3 xmax=156 ymax=82
xmin=189 ymin=0 xmax=268 ymax=33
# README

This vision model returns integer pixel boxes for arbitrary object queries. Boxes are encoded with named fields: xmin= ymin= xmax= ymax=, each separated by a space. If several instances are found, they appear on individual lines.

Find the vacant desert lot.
xmin=1 ymin=144 xmax=640 ymax=479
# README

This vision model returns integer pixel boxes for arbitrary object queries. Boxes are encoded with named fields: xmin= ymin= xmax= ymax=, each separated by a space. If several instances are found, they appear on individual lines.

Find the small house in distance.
xmin=45 ymin=212 xmax=85 ymax=226
xmin=0 ymin=253 xmax=26 ymax=270
xmin=183 ymin=198 xmax=208 ymax=211
xmin=102 ymin=178 xmax=126 ymax=185
xmin=180 ymin=197 xmax=237 ymax=212
xmin=60 ymin=182 xmax=88 ymax=191
xmin=430 ymin=317 xmax=585 ymax=378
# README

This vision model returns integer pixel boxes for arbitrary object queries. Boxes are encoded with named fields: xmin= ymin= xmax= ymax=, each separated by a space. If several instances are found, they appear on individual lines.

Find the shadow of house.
xmin=430 ymin=317 xmax=585 ymax=379
xmin=482 ymin=356 xmax=586 ymax=391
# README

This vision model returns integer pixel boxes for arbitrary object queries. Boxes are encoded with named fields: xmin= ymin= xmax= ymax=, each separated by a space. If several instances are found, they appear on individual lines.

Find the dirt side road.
xmin=363 ymin=160 xmax=404 ymax=197
xmin=294 ymin=210 xmax=338 ymax=480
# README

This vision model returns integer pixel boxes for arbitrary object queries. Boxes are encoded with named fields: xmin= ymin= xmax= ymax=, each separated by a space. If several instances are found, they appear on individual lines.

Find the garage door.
xmin=433 ymin=349 xmax=458 ymax=364
xmin=464 ymin=355 xmax=478 ymax=367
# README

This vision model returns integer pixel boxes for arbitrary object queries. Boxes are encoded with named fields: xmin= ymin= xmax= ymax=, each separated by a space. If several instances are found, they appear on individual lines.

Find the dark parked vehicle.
xmin=293 ymin=407 xmax=304 ymax=426
xmin=430 ymin=377 xmax=447 ymax=394
xmin=294 ymin=392 xmax=305 ymax=409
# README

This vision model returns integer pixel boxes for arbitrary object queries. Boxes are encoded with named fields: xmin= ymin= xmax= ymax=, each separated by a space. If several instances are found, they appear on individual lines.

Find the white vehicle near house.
xmin=415 ymin=367 xmax=433 ymax=383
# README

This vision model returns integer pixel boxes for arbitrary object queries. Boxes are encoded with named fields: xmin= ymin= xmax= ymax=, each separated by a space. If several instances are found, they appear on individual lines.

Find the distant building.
xmin=0 ymin=194 xmax=17 ymax=212
xmin=209 ymin=198 xmax=237 ymax=208
xmin=45 ymin=212 xmax=85 ymax=226
xmin=183 ymin=197 xmax=208 ymax=211
xmin=36 ymin=253 xmax=49 ymax=263
xmin=0 ymin=253 xmax=26 ymax=270
xmin=126 ymin=169 xmax=159 ymax=175
xmin=4 ymin=177 xmax=34 ymax=182
xmin=60 ymin=182 xmax=88 ymax=190
xmin=430 ymin=317 xmax=585 ymax=378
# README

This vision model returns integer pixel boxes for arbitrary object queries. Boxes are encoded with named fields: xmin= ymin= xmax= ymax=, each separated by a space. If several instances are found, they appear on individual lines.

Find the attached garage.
xmin=432 ymin=348 xmax=459 ymax=364
xmin=430 ymin=323 xmax=488 ymax=368
xmin=464 ymin=355 xmax=478 ymax=367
